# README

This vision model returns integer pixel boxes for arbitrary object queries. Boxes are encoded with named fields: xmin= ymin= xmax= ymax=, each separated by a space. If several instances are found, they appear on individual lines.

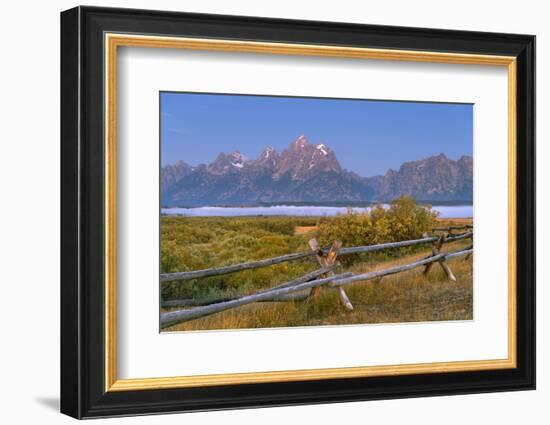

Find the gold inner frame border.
xmin=104 ymin=33 xmax=517 ymax=392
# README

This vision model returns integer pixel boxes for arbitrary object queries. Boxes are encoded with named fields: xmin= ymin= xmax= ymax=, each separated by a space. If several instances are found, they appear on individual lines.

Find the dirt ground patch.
xmin=294 ymin=225 xmax=318 ymax=235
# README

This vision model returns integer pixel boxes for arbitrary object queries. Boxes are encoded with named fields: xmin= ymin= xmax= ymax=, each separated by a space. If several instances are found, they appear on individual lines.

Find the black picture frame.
xmin=61 ymin=5 xmax=535 ymax=419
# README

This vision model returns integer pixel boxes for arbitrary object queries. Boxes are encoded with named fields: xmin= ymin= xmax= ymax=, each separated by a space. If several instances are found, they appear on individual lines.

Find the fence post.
xmin=423 ymin=234 xmax=444 ymax=275
xmin=464 ymin=244 xmax=473 ymax=261
xmin=308 ymin=239 xmax=354 ymax=310
xmin=423 ymin=233 xmax=457 ymax=282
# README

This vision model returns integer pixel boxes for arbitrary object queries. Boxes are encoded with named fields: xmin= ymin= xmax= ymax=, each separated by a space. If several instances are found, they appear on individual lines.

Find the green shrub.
xmin=160 ymin=240 xmax=181 ymax=273
xmin=318 ymin=197 xmax=438 ymax=264
xmin=160 ymin=215 xmax=318 ymax=300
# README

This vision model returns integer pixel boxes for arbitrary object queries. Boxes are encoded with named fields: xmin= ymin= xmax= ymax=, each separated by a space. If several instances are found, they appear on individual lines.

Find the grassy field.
xmin=161 ymin=215 xmax=320 ymax=302
xmin=160 ymin=203 xmax=473 ymax=332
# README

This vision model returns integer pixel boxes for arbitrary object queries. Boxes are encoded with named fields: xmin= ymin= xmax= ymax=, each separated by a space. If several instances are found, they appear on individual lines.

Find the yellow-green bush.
xmin=317 ymin=197 xmax=438 ymax=264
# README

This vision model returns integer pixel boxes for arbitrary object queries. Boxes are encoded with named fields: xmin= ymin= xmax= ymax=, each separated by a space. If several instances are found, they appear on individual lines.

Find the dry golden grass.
xmin=293 ymin=215 xmax=473 ymax=235
xmin=163 ymin=237 xmax=473 ymax=332
xmin=435 ymin=217 xmax=473 ymax=225
xmin=293 ymin=212 xmax=473 ymax=235
xmin=294 ymin=225 xmax=318 ymax=235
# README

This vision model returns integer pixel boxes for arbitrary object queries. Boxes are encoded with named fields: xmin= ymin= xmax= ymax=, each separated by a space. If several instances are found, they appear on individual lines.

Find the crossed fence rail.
xmin=160 ymin=226 xmax=473 ymax=329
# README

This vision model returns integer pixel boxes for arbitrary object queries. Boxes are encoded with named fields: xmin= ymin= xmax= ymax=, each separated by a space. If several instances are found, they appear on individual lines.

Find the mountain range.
xmin=161 ymin=135 xmax=472 ymax=206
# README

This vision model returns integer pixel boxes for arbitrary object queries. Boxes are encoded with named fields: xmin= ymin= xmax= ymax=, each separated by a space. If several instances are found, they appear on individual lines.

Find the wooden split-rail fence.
xmin=160 ymin=225 xmax=473 ymax=329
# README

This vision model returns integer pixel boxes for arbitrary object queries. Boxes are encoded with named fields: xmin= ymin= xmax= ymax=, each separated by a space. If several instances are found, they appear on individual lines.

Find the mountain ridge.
xmin=161 ymin=135 xmax=472 ymax=206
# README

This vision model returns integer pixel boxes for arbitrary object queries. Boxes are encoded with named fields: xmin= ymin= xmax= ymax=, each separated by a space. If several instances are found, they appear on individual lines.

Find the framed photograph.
xmin=60 ymin=6 xmax=535 ymax=419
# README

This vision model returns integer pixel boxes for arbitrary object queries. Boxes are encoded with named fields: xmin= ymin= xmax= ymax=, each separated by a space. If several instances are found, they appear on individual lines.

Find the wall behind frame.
xmin=0 ymin=1 xmax=542 ymax=425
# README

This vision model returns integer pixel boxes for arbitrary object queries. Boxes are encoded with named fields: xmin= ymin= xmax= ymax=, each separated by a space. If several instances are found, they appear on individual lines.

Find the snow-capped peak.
xmin=263 ymin=146 xmax=275 ymax=159
xmin=316 ymin=143 xmax=328 ymax=156
xmin=231 ymin=151 xmax=246 ymax=160
xmin=293 ymin=134 xmax=308 ymax=148
xmin=230 ymin=151 xmax=247 ymax=168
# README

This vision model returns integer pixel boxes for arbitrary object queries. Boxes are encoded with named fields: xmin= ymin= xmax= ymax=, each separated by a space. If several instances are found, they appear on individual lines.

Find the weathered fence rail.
xmin=161 ymin=231 xmax=472 ymax=283
xmin=160 ymin=229 xmax=473 ymax=329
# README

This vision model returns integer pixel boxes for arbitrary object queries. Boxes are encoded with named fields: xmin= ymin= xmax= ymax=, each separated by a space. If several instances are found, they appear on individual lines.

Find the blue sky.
xmin=161 ymin=92 xmax=472 ymax=177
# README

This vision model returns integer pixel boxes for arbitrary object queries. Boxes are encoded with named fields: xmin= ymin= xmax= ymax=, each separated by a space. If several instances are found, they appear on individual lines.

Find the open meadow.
xmin=160 ymin=199 xmax=473 ymax=332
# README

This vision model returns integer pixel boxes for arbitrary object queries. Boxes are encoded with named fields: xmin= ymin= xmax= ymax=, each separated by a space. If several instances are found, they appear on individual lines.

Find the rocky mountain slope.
xmin=161 ymin=135 xmax=472 ymax=206
xmin=370 ymin=153 xmax=473 ymax=202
